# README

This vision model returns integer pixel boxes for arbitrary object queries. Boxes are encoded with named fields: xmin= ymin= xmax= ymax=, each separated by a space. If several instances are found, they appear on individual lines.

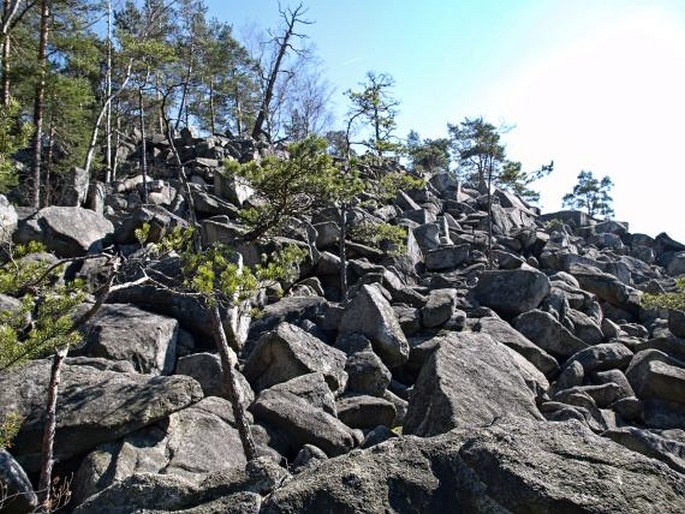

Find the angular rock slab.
xmin=243 ymin=322 xmax=347 ymax=393
xmin=15 ymin=206 xmax=114 ymax=257
xmin=0 ymin=449 xmax=38 ymax=514
xmin=250 ymin=384 xmax=357 ymax=457
xmin=513 ymin=309 xmax=589 ymax=360
xmin=339 ymin=284 xmax=409 ymax=368
xmin=0 ymin=357 xmax=203 ymax=472
xmin=261 ymin=418 xmax=685 ymax=514
xmin=473 ymin=268 xmax=551 ymax=317
xmin=81 ymin=303 xmax=178 ymax=375
xmin=475 ymin=316 xmax=559 ymax=378
xmin=404 ymin=332 xmax=542 ymax=437
xmin=73 ymin=397 xmax=247 ymax=503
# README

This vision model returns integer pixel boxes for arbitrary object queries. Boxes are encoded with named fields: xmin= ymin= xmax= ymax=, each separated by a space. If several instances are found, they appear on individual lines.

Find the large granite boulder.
xmin=72 ymin=397 xmax=248 ymax=503
xmin=80 ymin=303 xmax=178 ymax=375
xmin=404 ymin=332 xmax=542 ymax=437
xmin=15 ymin=206 xmax=114 ymax=257
xmin=0 ymin=357 xmax=203 ymax=472
xmin=250 ymin=378 xmax=357 ymax=457
xmin=473 ymin=268 xmax=551 ymax=316
xmin=339 ymin=284 xmax=409 ymax=368
xmin=513 ymin=309 xmax=589 ymax=360
xmin=243 ymin=322 xmax=347 ymax=393
xmin=475 ymin=316 xmax=560 ymax=377
xmin=0 ymin=449 xmax=38 ymax=514
xmin=261 ymin=418 xmax=685 ymax=513
xmin=0 ymin=194 xmax=17 ymax=242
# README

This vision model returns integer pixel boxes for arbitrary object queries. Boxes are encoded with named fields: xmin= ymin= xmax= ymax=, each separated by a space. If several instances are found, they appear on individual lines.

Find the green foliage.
xmin=448 ymin=117 xmax=506 ymax=188
xmin=228 ymin=136 xmax=363 ymax=238
xmin=134 ymin=223 xmax=151 ymax=246
xmin=345 ymin=71 xmax=403 ymax=157
xmin=375 ymin=171 xmax=425 ymax=200
xmin=562 ymin=170 xmax=614 ymax=219
xmin=157 ymin=225 xmax=306 ymax=307
xmin=0 ymin=411 xmax=22 ymax=450
xmin=0 ymin=99 xmax=32 ymax=193
xmin=406 ymin=130 xmax=450 ymax=175
xmin=0 ymin=243 xmax=86 ymax=372
xmin=498 ymin=160 xmax=554 ymax=203
xmin=642 ymin=277 xmax=685 ymax=311
xmin=350 ymin=221 xmax=407 ymax=256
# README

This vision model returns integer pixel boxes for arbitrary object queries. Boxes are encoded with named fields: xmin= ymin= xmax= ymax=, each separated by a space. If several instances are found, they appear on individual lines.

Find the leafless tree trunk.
xmin=37 ymin=346 xmax=66 ymax=513
xmin=1 ymin=0 xmax=36 ymax=106
xmin=251 ymin=3 xmax=310 ymax=141
xmin=208 ymin=304 xmax=257 ymax=461
xmin=29 ymin=0 xmax=50 ymax=209
xmin=139 ymin=85 xmax=148 ymax=203
xmin=104 ymin=0 xmax=113 ymax=182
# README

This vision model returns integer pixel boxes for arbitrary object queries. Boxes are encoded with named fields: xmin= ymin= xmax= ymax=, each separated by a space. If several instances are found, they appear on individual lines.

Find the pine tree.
xmin=562 ymin=170 xmax=614 ymax=219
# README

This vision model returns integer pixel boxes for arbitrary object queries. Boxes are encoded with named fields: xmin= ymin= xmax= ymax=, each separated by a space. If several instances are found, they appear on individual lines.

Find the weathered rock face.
xmin=250 ymin=379 xmax=357 ymax=457
xmin=0 ymin=194 xmax=18 ymax=242
xmin=404 ymin=332 xmax=542 ymax=437
xmin=261 ymin=418 xmax=685 ymax=514
xmin=475 ymin=316 xmax=559 ymax=377
xmin=473 ymin=268 xmax=551 ymax=317
xmin=0 ymin=357 xmax=203 ymax=472
xmin=339 ymin=284 xmax=410 ymax=368
xmin=15 ymin=206 xmax=114 ymax=257
xmin=0 ymin=449 xmax=38 ymax=514
xmin=80 ymin=303 xmax=179 ymax=375
xmin=72 ymin=397 xmax=248 ymax=503
xmin=513 ymin=309 xmax=589 ymax=359
xmin=243 ymin=322 xmax=347 ymax=393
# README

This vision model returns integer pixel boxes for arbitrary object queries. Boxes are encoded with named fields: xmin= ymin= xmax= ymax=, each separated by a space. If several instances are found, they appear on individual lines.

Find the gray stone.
xmin=473 ymin=268 xmax=551 ymax=316
xmin=56 ymin=166 xmax=90 ymax=206
xmin=243 ymin=322 xmax=347 ymax=393
xmin=0 ymin=449 xmax=38 ymax=514
xmin=420 ymin=288 xmax=457 ymax=328
xmin=555 ymin=383 xmax=621 ymax=408
xmin=336 ymin=394 xmax=397 ymax=429
xmin=669 ymin=309 xmax=685 ymax=339
xmin=214 ymin=170 xmax=254 ymax=206
xmin=475 ymin=316 xmax=559 ymax=378
xmin=261 ymin=418 xmax=685 ymax=514
xmin=0 ymin=194 xmax=17 ymax=242
xmin=339 ymin=285 xmax=409 ymax=368
xmin=424 ymin=244 xmax=469 ymax=271
xmin=15 ymin=206 xmax=114 ymax=257
xmin=565 ymin=342 xmax=634 ymax=373
xmin=266 ymin=372 xmax=337 ymax=416
xmin=345 ymin=350 xmax=391 ymax=396
xmin=73 ymin=397 xmax=248 ymax=503
xmin=593 ymin=368 xmax=635 ymax=399
xmin=566 ymin=308 xmax=604 ymax=345
xmin=250 ymin=384 xmax=357 ymax=457
xmin=404 ymin=332 xmax=542 ymax=437
xmin=573 ymin=268 xmax=640 ymax=309
xmin=625 ymin=349 xmax=685 ymax=405
xmin=0 ymin=357 xmax=203 ymax=472
xmin=81 ymin=304 xmax=178 ymax=375
xmin=513 ymin=309 xmax=589 ymax=359
xmin=412 ymin=223 xmax=440 ymax=252
xmin=552 ymin=360 xmax=585 ymax=394
xmin=604 ymin=426 xmax=685 ymax=474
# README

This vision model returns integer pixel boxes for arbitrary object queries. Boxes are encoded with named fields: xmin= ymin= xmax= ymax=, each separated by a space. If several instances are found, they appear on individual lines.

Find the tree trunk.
xmin=43 ymin=120 xmax=55 ymax=207
xmin=251 ymin=5 xmax=304 ymax=141
xmin=339 ymin=205 xmax=348 ymax=299
xmin=1 ymin=29 xmax=10 ymax=106
xmin=37 ymin=346 xmax=67 ymax=513
xmin=30 ymin=0 xmax=50 ymax=209
xmin=208 ymin=304 xmax=257 ymax=461
xmin=175 ymin=43 xmax=193 ymax=132
xmin=486 ymin=159 xmax=493 ymax=269
xmin=208 ymin=80 xmax=216 ymax=135
xmin=138 ymin=86 xmax=148 ymax=203
xmin=104 ymin=0 xmax=112 ymax=182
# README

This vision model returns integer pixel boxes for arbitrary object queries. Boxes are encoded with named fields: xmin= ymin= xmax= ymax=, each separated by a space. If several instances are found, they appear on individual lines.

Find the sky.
xmin=204 ymin=0 xmax=685 ymax=242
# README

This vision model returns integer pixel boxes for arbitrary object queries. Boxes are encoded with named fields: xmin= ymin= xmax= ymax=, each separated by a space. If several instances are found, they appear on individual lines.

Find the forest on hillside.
xmin=0 ymin=0 xmax=616 ymax=217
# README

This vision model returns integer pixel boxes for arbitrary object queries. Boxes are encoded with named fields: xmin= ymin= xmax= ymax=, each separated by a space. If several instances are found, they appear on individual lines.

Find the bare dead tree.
xmin=251 ymin=2 xmax=311 ymax=141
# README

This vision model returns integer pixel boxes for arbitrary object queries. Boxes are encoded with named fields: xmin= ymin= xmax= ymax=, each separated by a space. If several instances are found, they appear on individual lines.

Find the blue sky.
xmin=204 ymin=0 xmax=685 ymax=242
